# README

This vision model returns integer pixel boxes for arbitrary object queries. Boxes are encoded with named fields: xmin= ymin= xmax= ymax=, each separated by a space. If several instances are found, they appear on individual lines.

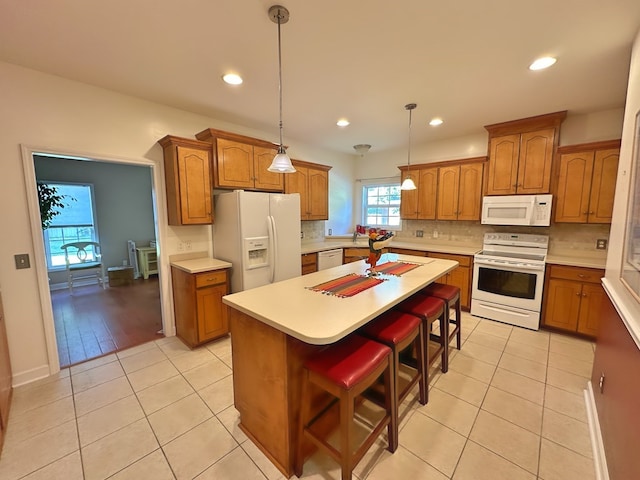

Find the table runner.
xmin=307 ymin=273 xmax=385 ymax=297
xmin=374 ymin=261 xmax=421 ymax=276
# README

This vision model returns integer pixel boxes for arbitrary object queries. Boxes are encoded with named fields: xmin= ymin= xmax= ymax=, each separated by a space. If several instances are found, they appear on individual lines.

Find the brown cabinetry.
xmin=0 ymin=293 xmax=13 ymax=454
xmin=542 ymin=264 xmax=605 ymax=337
xmin=285 ymin=160 xmax=331 ymax=221
xmin=301 ymin=253 xmax=317 ymax=275
xmin=343 ymin=247 xmax=371 ymax=264
xmin=158 ymin=136 xmax=213 ymax=225
xmin=399 ymin=166 xmax=437 ymax=220
xmin=555 ymin=140 xmax=620 ymax=224
xmin=485 ymin=111 xmax=566 ymax=195
xmin=196 ymin=128 xmax=284 ymax=191
xmin=427 ymin=252 xmax=473 ymax=310
xmin=437 ymin=161 xmax=484 ymax=221
xmin=171 ymin=266 xmax=230 ymax=348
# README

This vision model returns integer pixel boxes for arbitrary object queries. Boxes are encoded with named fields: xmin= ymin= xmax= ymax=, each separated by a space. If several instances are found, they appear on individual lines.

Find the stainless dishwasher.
xmin=317 ymin=248 xmax=343 ymax=270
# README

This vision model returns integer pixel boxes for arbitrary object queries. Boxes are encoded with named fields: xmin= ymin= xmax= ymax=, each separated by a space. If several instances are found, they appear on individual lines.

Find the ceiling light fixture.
xmin=529 ymin=56 xmax=557 ymax=71
xmin=267 ymin=5 xmax=296 ymax=174
xmin=222 ymin=73 xmax=243 ymax=85
xmin=400 ymin=103 xmax=418 ymax=191
xmin=429 ymin=118 xmax=443 ymax=126
xmin=337 ymin=119 xmax=350 ymax=127
xmin=353 ymin=144 xmax=371 ymax=156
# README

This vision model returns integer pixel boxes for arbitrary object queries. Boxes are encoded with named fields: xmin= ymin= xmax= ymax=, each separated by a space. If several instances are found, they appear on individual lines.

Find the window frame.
xmin=41 ymin=181 xmax=100 ymax=271
xmin=359 ymin=178 xmax=403 ymax=230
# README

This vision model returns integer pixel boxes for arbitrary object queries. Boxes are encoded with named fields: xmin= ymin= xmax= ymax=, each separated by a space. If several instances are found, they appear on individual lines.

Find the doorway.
xmin=22 ymin=146 xmax=173 ymax=374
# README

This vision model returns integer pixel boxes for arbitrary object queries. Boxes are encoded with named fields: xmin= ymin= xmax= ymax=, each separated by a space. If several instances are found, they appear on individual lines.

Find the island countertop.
xmin=223 ymin=253 xmax=457 ymax=345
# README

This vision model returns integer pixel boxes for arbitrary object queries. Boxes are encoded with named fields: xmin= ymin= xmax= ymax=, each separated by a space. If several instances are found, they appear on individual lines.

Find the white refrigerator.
xmin=213 ymin=190 xmax=302 ymax=293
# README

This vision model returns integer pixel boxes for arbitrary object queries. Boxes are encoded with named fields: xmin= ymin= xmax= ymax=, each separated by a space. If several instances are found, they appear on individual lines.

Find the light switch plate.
xmin=15 ymin=253 xmax=30 ymax=269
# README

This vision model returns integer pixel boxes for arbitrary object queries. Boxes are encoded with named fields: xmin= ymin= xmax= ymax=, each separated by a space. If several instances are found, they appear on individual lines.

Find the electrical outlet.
xmin=416 ymin=230 xmax=424 ymax=238
xmin=433 ymin=230 xmax=439 ymax=239
xmin=300 ymin=231 xmax=304 ymax=239
xmin=185 ymin=241 xmax=192 ymax=251
xmin=596 ymin=239 xmax=608 ymax=250
xmin=177 ymin=242 xmax=184 ymax=251
xmin=328 ymin=228 xmax=332 ymax=236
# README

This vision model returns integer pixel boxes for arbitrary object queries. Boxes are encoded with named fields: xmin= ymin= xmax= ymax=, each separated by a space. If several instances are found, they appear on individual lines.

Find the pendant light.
xmin=400 ymin=103 xmax=417 ymax=190
xmin=267 ymin=5 xmax=296 ymax=173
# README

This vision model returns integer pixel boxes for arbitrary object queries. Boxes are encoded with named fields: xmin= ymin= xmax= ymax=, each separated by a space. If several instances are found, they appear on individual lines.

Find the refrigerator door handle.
xmin=267 ymin=215 xmax=277 ymax=283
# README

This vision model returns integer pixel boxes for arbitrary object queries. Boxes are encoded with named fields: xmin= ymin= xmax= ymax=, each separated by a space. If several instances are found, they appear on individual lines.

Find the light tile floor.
xmin=0 ymin=313 xmax=598 ymax=480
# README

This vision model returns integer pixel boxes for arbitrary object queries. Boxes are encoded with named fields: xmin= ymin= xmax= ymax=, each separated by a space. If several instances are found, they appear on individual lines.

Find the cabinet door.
xmin=577 ymin=283 xmax=605 ymax=337
xmin=196 ymin=283 xmax=228 ymax=342
xmin=177 ymin=146 xmax=213 ymax=224
xmin=457 ymin=162 xmax=484 ymax=221
xmin=588 ymin=149 xmax=619 ymax=223
xmin=517 ymin=128 xmax=555 ymax=194
xmin=543 ymin=278 xmax=581 ymax=331
xmin=417 ymin=168 xmax=438 ymax=220
xmin=307 ymin=168 xmax=329 ymax=220
xmin=254 ymin=145 xmax=284 ymax=191
xmin=400 ymin=170 xmax=419 ymax=219
xmin=437 ymin=165 xmax=460 ymax=220
xmin=285 ymin=166 xmax=309 ymax=219
xmin=486 ymin=134 xmax=520 ymax=195
xmin=555 ymin=152 xmax=594 ymax=223
xmin=216 ymin=138 xmax=254 ymax=189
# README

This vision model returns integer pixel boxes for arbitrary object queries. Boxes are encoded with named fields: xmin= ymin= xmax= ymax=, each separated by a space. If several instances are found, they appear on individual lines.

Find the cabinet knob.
xmin=576 ymin=292 xmax=581 ymax=296
xmin=589 ymin=211 xmax=595 ymax=215
xmin=599 ymin=373 xmax=605 ymax=393
xmin=578 ymin=274 xmax=586 ymax=278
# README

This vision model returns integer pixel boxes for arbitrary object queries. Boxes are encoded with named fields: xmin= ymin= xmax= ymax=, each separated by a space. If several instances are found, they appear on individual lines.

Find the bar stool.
xmin=359 ymin=310 xmax=427 ymax=440
xmin=295 ymin=335 xmax=397 ymax=480
xmin=420 ymin=283 xmax=462 ymax=351
xmin=395 ymin=294 xmax=448 ymax=374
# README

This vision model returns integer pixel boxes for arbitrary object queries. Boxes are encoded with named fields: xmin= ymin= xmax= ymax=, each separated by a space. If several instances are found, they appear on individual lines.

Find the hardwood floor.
xmin=51 ymin=278 xmax=163 ymax=368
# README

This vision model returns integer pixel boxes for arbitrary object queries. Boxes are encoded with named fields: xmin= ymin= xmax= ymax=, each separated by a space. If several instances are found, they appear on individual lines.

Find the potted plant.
xmin=37 ymin=183 xmax=66 ymax=230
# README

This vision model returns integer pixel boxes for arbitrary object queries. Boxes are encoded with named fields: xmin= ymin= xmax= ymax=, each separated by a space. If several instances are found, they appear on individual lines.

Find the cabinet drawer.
xmin=195 ymin=270 xmax=227 ymax=288
xmin=301 ymin=253 xmax=317 ymax=266
xmin=428 ymin=252 xmax=472 ymax=267
xmin=344 ymin=248 xmax=369 ymax=257
xmin=548 ymin=265 xmax=604 ymax=283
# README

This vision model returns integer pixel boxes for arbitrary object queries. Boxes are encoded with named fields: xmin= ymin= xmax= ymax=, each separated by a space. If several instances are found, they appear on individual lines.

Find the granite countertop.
xmin=545 ymin=254 xmax=607 ymax=269
xmin=170 ymin=257 xmax=232 ymax=274
xmin=223 ymin=253 xmax=457 ymax=345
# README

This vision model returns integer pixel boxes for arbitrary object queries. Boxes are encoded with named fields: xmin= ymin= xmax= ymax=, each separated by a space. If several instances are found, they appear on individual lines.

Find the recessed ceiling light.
xmin=336 ymin=119 xmax=350 ymax=127
xmin=429 ymin=118 xmax=444 ymax=126
xmin=529 ymin=57 xmax=557 ymax=71
xmin=222 ymin=73 xmax=243 ymax=85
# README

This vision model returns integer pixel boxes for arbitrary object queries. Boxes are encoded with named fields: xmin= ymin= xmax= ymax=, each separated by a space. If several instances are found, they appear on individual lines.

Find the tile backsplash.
xmin=301 ymin=221 xmax=326 ymax=241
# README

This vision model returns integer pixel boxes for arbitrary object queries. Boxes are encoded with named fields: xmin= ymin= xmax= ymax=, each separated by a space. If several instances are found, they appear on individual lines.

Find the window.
xmin=362 ymin=183 xmax=401 ymax=228
xmin=42 ymin=183 xmax=98 ymax=269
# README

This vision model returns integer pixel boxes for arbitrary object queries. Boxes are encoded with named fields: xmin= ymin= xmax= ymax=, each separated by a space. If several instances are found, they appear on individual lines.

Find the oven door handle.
xmin=474 ymin=259 xmax=545 ymax=272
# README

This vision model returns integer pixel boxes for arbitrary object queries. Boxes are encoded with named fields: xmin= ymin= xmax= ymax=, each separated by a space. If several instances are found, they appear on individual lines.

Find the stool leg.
xmin=441 ymin=308 xmax=449 ymax=373
xmin=416 ymin=322 xmax=427 ymax=405
xmin=454 ymin=298 xmax=462 ymax=349
xmin=384 ymin=358 xmax=398 ymax=453
xmin=340 ymin=388 xmax=354 ymax=480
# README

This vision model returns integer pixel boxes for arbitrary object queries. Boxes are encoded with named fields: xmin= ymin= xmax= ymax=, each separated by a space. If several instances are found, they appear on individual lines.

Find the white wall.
xmin=0 ymin=61 xmax=354 ymax=384
xmin=604 ymin=30 xmax=640 ymax=346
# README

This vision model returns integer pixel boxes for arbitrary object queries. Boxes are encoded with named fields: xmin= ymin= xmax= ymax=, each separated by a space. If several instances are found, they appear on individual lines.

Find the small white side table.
xmin=136 ymin=247 xmax=158 ymax=279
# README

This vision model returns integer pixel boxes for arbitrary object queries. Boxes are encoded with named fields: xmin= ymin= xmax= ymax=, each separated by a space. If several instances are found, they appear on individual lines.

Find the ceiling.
xmin=1 ymin=0 xmax=640 ymax=155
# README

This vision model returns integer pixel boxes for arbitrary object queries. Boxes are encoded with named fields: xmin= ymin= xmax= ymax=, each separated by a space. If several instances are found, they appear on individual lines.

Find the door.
xmin=269 ymin=193 xmax=302 ymax=282
xmin=177 ymin=146 xmax=212 ymax=224
xmin=457 ymin=162 xmax=484 ymax=221
xmin=577 ymin=283 xmax=605 ymax=336
xmin=216 ymin=138 xmax=254 ymax=189
xmin=417 ymin=167 xmax=438 ymax=219
xmin=487 ymin=134 xmax=519 ymax=195
xmin=437 ymin=165 xmax=460 ymax=220
xmin=588 ymin=149 xmax=619 ymax=223
xmin=555 ymin=151 xmax=593 ymax=223
xmin=237 ymin=191 xmax=272 ymax=291
xmin=543 ymin=278 xmax=581 ymax=331
xmin=254 ymin=146 xmax=284 ymax=191
xmin=517 ymin=129 xmax=554 ymax=194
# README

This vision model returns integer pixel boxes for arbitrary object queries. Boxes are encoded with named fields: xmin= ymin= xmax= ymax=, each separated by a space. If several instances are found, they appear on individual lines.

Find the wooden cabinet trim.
xmin=557 ymin=139 xmax=621 ymax=155
xmin=484 ymin=111 xmax=567 ymax=136
xmin=398 ymin=156 xmax=487 ymax=172
xmin=291 ymin=159 xmax=332 ymax=171
xmin=195 ymin=128 xmax=279 ymax=150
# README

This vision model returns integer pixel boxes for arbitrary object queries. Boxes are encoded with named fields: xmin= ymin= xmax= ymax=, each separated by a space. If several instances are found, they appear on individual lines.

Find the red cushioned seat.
xmin=360 ymin=310 xmax=421 ymax=345
xmin=304 ymin=335 xmax=392 ymax=390
xmin=420 ymin=282 xmax=462 ymax=351
xmin=396 ymin=295 xmax=444 ymax=318
xmin=422 ymin=283 xmax=459 ymax=302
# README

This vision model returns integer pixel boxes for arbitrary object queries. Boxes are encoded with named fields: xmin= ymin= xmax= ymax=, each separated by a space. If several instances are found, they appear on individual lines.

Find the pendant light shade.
xmin=400 ymin=103 xmax=417 ymax=191
xmin=267 ymin=5 xmax=296 ymax=174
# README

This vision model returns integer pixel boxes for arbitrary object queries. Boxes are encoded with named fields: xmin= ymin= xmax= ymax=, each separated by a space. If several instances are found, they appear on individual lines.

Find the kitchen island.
xmin=222 ymin=253 xmax=457 ymax=477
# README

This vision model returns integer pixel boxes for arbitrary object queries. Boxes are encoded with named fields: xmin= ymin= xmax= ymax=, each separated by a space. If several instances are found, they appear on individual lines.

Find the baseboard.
xmin=585 ymin=381 xmax=609 ymax=480
xmin=11 ymin=364 xmax=52 ymax=387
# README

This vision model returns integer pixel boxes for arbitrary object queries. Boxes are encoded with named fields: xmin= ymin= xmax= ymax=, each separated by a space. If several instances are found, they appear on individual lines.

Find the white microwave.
xmin=481 ymin=194 xmax=553 ymax=226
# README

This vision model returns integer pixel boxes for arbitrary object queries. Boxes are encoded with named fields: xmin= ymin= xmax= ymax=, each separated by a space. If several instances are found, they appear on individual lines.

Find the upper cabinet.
xmin=485 ymin=111 xmax=566 ymax=195
xmin=196 ymin=128 xmax=284 ymax=192
xmin=399 ymin=158 xmax=486 ymax=221
xmin=399 ymin=166 xmax=437 ymax=220
xmin=285 ymin=160 xmax=331 ymax=220
xmin=554 ymin=140 xmax=621 ymax=224
xmin=437 ymin=161 xmax=485 ymax=221
xmin=158 ymin=135 xmax=213 ymax=226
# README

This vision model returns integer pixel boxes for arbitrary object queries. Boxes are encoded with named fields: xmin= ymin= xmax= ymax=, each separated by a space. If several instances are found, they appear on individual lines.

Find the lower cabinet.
xmin=0 ymin=293 xmax=13 ymax=454
xmin=387 ymin=248 xmax=427 ymax=257
xmin=301 ymin=253 xmax=317 ymax=275
xmin=171 ymin=266 xmax=230 ymax=348
xmin=542 ymin=264 xmax=605 ymax=337
xmin=427 ymin=252 xmax=473 ymax=310
xmin=343 ymin=247 xmax=371 ymax=264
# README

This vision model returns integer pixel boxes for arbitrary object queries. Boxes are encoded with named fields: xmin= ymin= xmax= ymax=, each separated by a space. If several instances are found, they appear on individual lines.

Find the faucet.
xmin=352 ymin=231 xmax=359 ymax=243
